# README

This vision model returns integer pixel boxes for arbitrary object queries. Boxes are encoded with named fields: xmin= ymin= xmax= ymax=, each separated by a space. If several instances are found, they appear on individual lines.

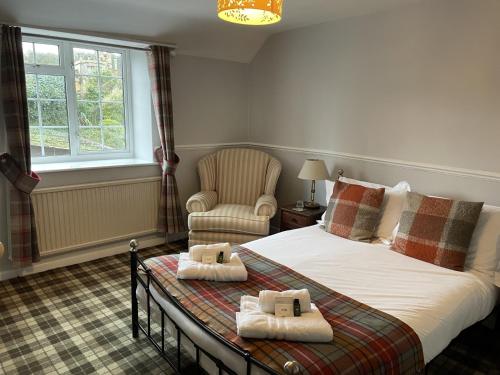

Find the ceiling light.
xmin=217 ymin=0 xmax=284 ymax=26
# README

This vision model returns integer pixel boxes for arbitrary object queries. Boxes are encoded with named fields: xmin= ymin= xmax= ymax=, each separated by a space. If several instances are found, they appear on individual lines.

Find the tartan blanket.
xmin=144 ymin=246 xmax=424 ymax=374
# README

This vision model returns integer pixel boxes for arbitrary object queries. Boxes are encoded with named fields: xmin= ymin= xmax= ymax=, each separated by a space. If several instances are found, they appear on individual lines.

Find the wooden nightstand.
xmin=280 ymin=204 xmax=326 ymax=231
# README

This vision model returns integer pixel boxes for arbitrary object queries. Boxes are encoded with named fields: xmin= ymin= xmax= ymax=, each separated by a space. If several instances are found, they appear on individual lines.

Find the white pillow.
xmin=321 ymin=177 xmax=410 ymax=242
xmin=464 ymin=204 xmax=500 ymax=283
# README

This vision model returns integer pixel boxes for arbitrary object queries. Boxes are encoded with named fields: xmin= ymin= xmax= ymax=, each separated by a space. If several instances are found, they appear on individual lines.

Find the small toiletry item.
xmin=217 ymin=251 xmax=224 ymax=264
xmin=201 ymin=254 xmax=216 ymax=264
xmin=293 ymin=298 xmax=301 ymax=317
xmin=275 ymin=297 xmax=294 ymax=317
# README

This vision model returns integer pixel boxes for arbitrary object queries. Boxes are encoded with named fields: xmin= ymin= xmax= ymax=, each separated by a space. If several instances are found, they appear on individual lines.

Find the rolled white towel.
xmin=258 ymin=289 xmax=311 ymax=314
xmin=177 ymin=252 xmax=247 ymax=281
xmin=236 ymin=296 xmax=333 ymax=342
xmin=189 ymin=243 xmax=232 ymax=263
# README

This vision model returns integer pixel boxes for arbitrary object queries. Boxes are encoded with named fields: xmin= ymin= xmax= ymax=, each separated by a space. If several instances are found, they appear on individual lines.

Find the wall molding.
xmin=176 ymin=142 xmax=500 ymax=182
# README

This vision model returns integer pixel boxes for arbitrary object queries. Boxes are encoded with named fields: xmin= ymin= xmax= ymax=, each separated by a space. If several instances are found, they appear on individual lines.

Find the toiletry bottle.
xmin=293 ymin=298 xmax=301 ymax=317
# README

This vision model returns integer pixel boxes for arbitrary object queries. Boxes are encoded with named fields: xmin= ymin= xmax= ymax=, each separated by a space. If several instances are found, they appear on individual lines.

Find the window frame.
xmin=23 ymin=36 xmax=134 ymax=164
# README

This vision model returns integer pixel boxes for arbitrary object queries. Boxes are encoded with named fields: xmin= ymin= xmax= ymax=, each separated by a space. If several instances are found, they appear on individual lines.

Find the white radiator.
xmin=32 ymin=177 xmax=161 ymax=257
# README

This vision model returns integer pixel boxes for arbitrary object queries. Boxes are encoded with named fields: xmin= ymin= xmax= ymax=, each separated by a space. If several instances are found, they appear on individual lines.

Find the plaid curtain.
xmin=148 ymin=46 xmax=186 ymax=234
xmin=0 ymin=25 xmax=40 ymax=266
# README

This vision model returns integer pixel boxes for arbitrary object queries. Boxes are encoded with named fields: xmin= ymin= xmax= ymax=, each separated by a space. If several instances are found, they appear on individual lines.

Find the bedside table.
xmin=280 ymin=204 xmax=326 ymax=231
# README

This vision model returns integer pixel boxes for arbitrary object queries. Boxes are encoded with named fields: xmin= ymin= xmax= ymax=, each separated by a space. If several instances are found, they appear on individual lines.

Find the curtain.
xmin=0 ymin=25 xmax=40 ymax=266
xmin=148 ymin=46 xmax=186 ymax=234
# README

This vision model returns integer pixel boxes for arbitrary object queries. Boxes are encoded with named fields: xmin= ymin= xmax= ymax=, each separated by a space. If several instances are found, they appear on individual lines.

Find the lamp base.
xmin=304 ymin=201 xmax=320 ymax=209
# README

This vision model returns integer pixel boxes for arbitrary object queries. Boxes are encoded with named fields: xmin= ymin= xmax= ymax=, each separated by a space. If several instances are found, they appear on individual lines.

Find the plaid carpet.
xmin=0 ymin=241 xmax=498 ymax=374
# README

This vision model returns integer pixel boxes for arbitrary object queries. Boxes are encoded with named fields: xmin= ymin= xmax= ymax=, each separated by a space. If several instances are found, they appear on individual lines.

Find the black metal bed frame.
xmin=129 ymin=239 xmax=300 ymax=375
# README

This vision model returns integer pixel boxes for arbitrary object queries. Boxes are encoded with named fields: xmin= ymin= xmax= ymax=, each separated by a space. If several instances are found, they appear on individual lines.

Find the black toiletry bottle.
xmin=217 ymin=251 xmax=224 ymax=264
xmin=293 ymin=299 xmax=301 ymax=317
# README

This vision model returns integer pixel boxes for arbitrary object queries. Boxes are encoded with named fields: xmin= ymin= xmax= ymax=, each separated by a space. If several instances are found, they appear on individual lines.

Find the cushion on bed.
xmin=324 ymin=180 xmax=385 ymax=242
xmin=464 ymin=204 xmax=500 ymax=281
xmin=323 ymin=178 xmax=410 ymax=241
xmin=392 ymin=192 xmax=484 ymax=271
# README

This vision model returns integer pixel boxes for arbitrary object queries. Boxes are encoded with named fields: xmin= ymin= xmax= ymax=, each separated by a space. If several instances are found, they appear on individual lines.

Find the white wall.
xmin=249 ymin=0 xmax=500 ymax=205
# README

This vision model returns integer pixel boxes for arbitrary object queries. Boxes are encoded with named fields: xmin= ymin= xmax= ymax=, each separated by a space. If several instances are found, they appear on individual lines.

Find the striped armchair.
xmin=186 ymin=148 xmax=282 ymax=247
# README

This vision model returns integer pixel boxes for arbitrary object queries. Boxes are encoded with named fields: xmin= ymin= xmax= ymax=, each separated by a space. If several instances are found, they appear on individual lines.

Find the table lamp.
xmin=298 ymin=159 xmax=330 ymax=208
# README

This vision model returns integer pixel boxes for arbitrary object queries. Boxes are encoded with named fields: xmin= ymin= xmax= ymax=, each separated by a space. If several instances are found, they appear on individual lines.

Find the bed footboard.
xmin=129 ymin=239 xmax=301 ymax=375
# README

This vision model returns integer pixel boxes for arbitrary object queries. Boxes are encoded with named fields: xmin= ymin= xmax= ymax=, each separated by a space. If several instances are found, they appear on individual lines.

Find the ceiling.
xmin=0 ymin=0 xmax=421 ymax=63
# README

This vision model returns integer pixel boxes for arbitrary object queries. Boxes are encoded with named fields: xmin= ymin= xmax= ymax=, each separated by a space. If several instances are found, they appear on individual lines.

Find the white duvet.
xmin=245 ymin=225 xmax=498 ymax=363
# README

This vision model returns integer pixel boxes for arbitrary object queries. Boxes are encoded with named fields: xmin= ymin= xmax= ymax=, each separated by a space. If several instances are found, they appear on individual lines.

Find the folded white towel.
xmin=177 ymin=252 xmax=248 ymax=281
xmin=258 ymin=289 xmax=312 ymax=314
xmin=189 ymin=243 xmax=232 ymax=263
xmin=236 ymin=296 xmax=333 ymax=342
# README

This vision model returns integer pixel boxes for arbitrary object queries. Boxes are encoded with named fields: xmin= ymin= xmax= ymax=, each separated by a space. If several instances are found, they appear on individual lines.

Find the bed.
xmin=131 ymin=224 xmax=498 ymax=374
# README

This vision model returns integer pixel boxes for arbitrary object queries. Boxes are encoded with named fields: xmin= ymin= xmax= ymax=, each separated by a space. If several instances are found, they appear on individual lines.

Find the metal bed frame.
xmin=129 ymin=240 xmax=301 ymax=375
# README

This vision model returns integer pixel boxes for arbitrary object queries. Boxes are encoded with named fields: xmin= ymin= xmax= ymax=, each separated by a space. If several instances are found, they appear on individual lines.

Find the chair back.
xmin=198 ymin=148 xmax=278 ymax=206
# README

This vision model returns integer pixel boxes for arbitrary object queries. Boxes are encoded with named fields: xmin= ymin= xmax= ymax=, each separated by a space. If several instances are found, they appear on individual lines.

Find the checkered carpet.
xmin=0 ymin=241 xmax=498 ymax=374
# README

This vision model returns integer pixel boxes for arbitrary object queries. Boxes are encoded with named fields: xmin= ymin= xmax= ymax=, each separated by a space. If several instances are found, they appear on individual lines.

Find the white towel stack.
xmin=176 ymin=253 xmax=248 ymax=281
xmin=258 ymin=289 xmax=312 ymax=313
xmin=189 ymin=243 xmax=232 ymax=263
xmin=236 ymin=296 xmax=333 ymax=342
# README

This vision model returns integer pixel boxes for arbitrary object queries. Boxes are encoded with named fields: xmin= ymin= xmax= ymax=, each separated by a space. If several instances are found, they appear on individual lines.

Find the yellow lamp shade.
xmin=217 ymin=0 xmax=284 ymax=26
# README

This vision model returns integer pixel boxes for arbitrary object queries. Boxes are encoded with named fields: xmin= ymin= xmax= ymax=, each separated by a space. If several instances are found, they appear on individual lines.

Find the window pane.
xmin=101 ymin=77 xmax=123 ymax=101
xmin=73 ymin=48 xmax=98 ymax=75
xmin=42 ymin=128 xmax=70 ymax=156
xmin=40 ymin=100 xmax=68 ymax=126
xmin=22 ymin=42 xmax=34 ymax=64
xmin=99 ymin=51 xmax=122 ymax=77
xmin=28 ymin=100 xmax=39 ymax=126
xmin=30 ymin=127 xmax=42 ymax=157
xmin=38 ymin=75 xmax=66 ymax=99
xmin=103 ymin=127 xmax=125 ymax=150
xmin=75 ymin=75 xmax=99 ymax=100
xmin=102 ymin=102 xmax=123 ymax=125
xmin=80 ymin=128 xmax=102 ymax=152
xmin=34 ymin=43 xmax=59 ymax=65
xmin=77 ymin=101 xmax=100 ymax=126
xmin=26 ymin=74 xmax=37 ymax=98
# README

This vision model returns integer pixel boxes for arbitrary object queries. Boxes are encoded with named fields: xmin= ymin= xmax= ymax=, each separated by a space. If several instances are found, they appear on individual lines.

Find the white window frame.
xmin=23 ymin=36 xmax=134 ymax=164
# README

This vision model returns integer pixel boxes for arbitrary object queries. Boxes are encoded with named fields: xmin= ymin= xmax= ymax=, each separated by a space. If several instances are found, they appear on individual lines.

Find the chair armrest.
xmin=254 ymin=194 xmax=278 ymax=218
xmin=186 ymin=191 xmax=218 ymax=213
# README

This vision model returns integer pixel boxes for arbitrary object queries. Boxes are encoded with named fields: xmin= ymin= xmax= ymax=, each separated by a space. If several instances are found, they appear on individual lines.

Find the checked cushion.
xmin=392 ymin=192 xmax=483 ymax=271
xmin=324 ymin=180 xmax=385 ymax=241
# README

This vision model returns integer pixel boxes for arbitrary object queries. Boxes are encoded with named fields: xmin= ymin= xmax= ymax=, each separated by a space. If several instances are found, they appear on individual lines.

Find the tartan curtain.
xmin=0 ymin=25 xmax=40 ymax=266
xmin=148 ymin=46 xmax=186 ymax=234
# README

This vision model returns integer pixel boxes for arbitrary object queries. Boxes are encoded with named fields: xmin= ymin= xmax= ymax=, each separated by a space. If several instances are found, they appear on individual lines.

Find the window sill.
xmin=32 ymin=158 xmax=158 ymax=173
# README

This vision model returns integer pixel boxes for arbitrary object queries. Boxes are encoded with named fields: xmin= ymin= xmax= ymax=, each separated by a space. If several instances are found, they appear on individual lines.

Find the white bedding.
xmin=245 ymin=225 xmax=498 ymax=363
xmin=138 ymin=225 xmax=498 ymax=373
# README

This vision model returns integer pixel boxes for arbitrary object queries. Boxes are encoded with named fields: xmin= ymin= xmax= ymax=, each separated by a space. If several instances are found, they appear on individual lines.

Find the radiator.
xmin=32 ymin=177 xmax=161 ymax=257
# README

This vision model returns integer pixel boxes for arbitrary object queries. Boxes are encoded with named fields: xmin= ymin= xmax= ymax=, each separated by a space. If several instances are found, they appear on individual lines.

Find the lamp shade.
xmin=298 ymin=159 xmax=330 ymax=181
xmin=217 ymin=0 xmax=283 ymax=26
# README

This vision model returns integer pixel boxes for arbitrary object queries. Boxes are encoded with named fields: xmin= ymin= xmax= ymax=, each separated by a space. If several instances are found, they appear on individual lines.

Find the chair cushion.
xmin=216 ymin=148 xmax=270 ymax=206
xmin=188 ymin=204 xmax=270 ymax=236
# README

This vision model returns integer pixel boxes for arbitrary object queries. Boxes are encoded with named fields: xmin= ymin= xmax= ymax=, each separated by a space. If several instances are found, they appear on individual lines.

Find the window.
xmin=23 ymin=37 xmax=131 ymax=162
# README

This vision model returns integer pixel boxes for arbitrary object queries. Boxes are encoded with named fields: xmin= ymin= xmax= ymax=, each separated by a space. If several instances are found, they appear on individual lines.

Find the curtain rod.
xmin=21 ymin=32 xmax=176 ymax=52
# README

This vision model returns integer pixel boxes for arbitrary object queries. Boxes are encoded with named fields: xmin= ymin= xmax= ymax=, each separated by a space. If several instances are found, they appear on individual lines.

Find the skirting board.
xmin=0 ymin=234 xmax=167 ymax=281
xmin=177 ymin=142 xmax=500 ymax=182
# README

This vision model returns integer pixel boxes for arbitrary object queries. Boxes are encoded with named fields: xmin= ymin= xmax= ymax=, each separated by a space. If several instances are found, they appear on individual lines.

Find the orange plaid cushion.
xmin=392 ymin=192 xmax=483 ymax=271
xmin=324 ymin=181 xmax=385 ymax=241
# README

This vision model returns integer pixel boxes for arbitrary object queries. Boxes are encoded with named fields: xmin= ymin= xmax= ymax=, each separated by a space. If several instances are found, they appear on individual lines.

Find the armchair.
xmin=186 ymin=148 xmax=282 ymax=247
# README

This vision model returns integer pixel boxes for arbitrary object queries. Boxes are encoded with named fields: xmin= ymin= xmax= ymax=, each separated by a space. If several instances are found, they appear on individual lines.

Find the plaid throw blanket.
xmin=144 ymin=247 xmax=424 ymax=374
